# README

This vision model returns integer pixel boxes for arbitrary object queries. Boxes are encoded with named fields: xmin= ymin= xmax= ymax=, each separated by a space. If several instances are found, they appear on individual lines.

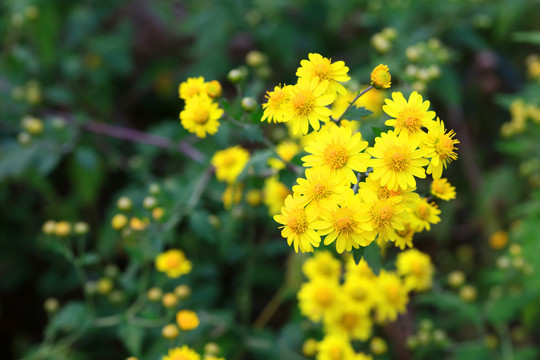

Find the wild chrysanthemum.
xmin=302 ymin=124 xmax=370 ymax=184
xmin=430 ymin=177 xmax=456 ymax=201
xmin=342 ymin=275 xmax=376 ymax=311
xmin=317 ymin=334 xmax=355 ymax=360
xmin=156 ymin=249 xmax=192 ymax=278
xmin=211 ymin=146 xmax=250 ymax=184
xmin=423 ymin=118 xmax=459 ymax=179
xmin=317 ymin=189 xmax=374 ymax=253
xmin=367 ymin=130 xmax=429 ymax=191
xmin=324 ymin=300 xmax=373 ymax=341
xmin=394 ymin=224 xmax=416 ymax=250
xmin=344 ymin=257 xmax=374 ymax=280
xmin=296 ymin=53 xmax=350 ymax=98
xmin=274 ymin=195 xmax=321 ymax=253
xmin=204 ymin=80 xmax=222 ymax=99
xmin=263 ymin=177 xmax=291 ymax=215
xmin=397 ymin=249 xmax=434 ymax=291
xmin=374 ymin=270 xmax=409 ymax=322
xmin=408 ymin=197 xmax=441 ymax=231
xmin=359 ymin=174 xmax=420 ymax=207
xmin=261 ymin=84 xmax=291 ymax=123
xmin=302 ymin=251 xmax=342 ymax=281
xmin=179 ymin=76 xmax=206 ymax=100
xmin=176 ymin=310 xmax=200 ymax=331
xmin=370 ymin=64 xmax=391 ymax=89
xmin=383 ymin=91 xmax=436 ymax=140
xmin=180 ymin=94 xmax=223 ymax=138
xmin=293 ymin=167 xmax=347 ymax=216
xmin=163 ymin=345 xmax=200 ymax=360
xmin=298 ymin=279 xmax=343 ymax=322
xmin=222 ymin=182 xmax=243 ymax=209
xmin=282 ymin=79 xmax=334 ymax=135
xmin=364 ymin=191 xmax=409 ymax=243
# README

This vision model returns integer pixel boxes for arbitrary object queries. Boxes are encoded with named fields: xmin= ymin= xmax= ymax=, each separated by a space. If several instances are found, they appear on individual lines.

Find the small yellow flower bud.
xmin=22 ymin=116 xmax=44 ymax=135
xmin=207 ymin=215 xmax=220 ymax=229
xmin=130 ymin=217 xmax=149 ymax=231
xmin=117 ymin=196 xmax=132 ymax=211
xmin=245 ymin=189 xmax=262 ymax=206
xmin=111 ymin=214 xmax=128 ymax=230
xmin=126 ymin=357 xmax=138 ymax=360
xmin=176 ymin=310 xmax=199 ymax=331
xmin=512 ymin=257 xmax=524 ymax=269
xmin=104 ymin=264 xmax=119 ymax=278
xmin=370 ymin=64 xmax=391 ymax=90
xmin=25 ymin=81 xmax=41 ymax=105
xmin=496 ymin=256 xmax=511 ymax=269
xmin=148 ymin=183 xmax=161 ymax=195
xmin=509 ymin=244 xmax=522 ymax=256
xmin=96 ymin=278 xmax=113 ymax=295
xmin=174 ymin=284 xmax=191 ymax=299
xmin=419 ymin=319 xmax=433 ymax=331
xmin=459 ymin=285 xmax=477 ymax=302
xmin=227 ymin=68 xmax=247 ymax=83
xmin=417 ymin=329 xmax=431 ymax=345
xmin=204 ymin=342 xmax=220 ymax=355
xmin=205 ymin=80 xmax=223 ymax=99
xmin=447 ymin=270 xmax=465 ymax=288
xmin=147 ymin=287 xmax=163 ymax=302
xmin=152 ymin=207 xmax=165 ymax=221
xmin=74 ymin=221 xmax=89 ymax=235
xmin=371 ymin=33 xmax=391 ymax=53
xmin=382 ymin=27 xmax=397 ymax=40
xmin=246 ymin=50 xmax=266 ymax=67
xmin=488 ymin=230 xmax=508 ymax=250
xmin=143 ymin=196 xmax=157 ymax=210
xmin=406 ymin=336 xmax=418 ymax=350
xmin=433 ymin=329 xmax=447 ymax=344
xmin=162 ymin=292 xmax=179 ymax=308
xmin=302 ymin=338 xmax=318 ymax=357
xmin=241 ymin=97 xmax=257 ymax=112
xmin=54 ymin=221 xmax=71 ymax=237
xmin=18 ymin=132 xmax=32 ymax=146
xmin=406 ymin=46 xmax=421 ymax=61
xmin=370 ymin=337 xmax=388 ymax=355
xmin=42 ymin=220 xmax=56 ymax=235
xmin=44 ymin=298 xmax=60 ymax=313
xmin=162 ymin=324 xmax=179 ymax=340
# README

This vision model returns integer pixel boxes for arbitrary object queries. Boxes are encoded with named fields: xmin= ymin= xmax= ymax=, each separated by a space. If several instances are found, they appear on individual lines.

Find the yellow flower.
xmin=112 ymin=214 xmax=128 ymax=230
xmin=383 ymin=91 xmax=435 ymax=140
xmin=261 ymin=84 xmax=292 ymax=123
xmin=298 ymin=278 xmax=343 ymax=322
xmin=354 ymin=353 xmax=373 ymax=360
xmin=374 ymin=270 xmax=409 ymax=322
xmin=397 ymin=249 xmax=434 ymax=291
xmin=302 ymin=251 xmax=341 ymax=281
xmin=367 ymin=130 xmax=429 ymax=191
xmin=292 ymin=167 xmax=347 ymax=216
xmin=211 ymin=146 xmax=250 ymax=184
xmin=263 ymin=177 xmax=291 ymax=215
xmin=245 ymin=189 xmax=262 ymax=206
xmin=296 ymin=53 xmax=350 ymax=98
xmin=359 ymin=174 xmax=420 ymax=207
xmin=282 ymin=79 xmax=334 ymax=135
xmin=316 ymin=335 xmax=355 ymax=360
xmin=176 ymin=310 xmax=199 ymax=331
xmin=130 ymin=217 xmax=149 ymax=231
xmin=342 ymin=275 xmax=376 ymax=312
xmin=162 ymin=324 xmax=179 ymax=339
xmin=317 ymin=189 xmax=374 ymax=253
xmin=180 ymin=94 xmax=223 ymax=138
xmin=370 ymin=64 xmax=391 ymax=90
xmin=393 ymin=224 xmax=416 ymax=250
xmin=489 ymin=230 xmax=508 ymax=250
xmin=276 ymin=140 xmax=300 ymax=162
xmin=324 ymin=300 xmax=373 ymax=341
xmin=54 ymin=221 xmax=71 ymax=237
xmin=408 ymin=198 xmax=441 ymax=232
xmin=222 ymin=182 xmax=243 ymax=209
xmin=163 ymin=346 xmax=200 ymax=360
xmin=430 ymin=178 xmax=456 ymax=201
xmin=205 ymin=80 xmax=222 ymax=98
xmin=302 ymin=338 xmax=319 ymax=357
xmin=302 ymin=123 xmax=370 ymax=184
xmin=156 ymin=249 xmax=192 ymax=278
xmin=179 ymin=76 xmax=206 ymax=100
xmin=364 ymin=192 xmax=408 ymax=243
xmin=274 ymin=195 xmax=321 ymax=253
xmin=423 ymin=118 xmax=459 ymax=179
xmin=344 ymin=257 xmax=374 ymax=280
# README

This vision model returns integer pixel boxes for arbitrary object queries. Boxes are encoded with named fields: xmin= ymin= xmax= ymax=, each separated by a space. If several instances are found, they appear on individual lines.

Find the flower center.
xmin=397 ymin=108 xmax=423 ymax=134
xmin=315 ymin=286 xmax=334 ymax=307
xmin=172 ymin=355 xmax=191 ymax=360
xmin=340 ymin=313 xmax=358 ymax=331
xmin=411 ymin=260 xmax=424 ymax=276
xmin=185 ymin=85 xmax=201 ymax=98
xmin=287 ymin=209 xmax=308 ymax=234
xmin=369 ymin=200 xmax=394 ymax=229
xmin=292 ymin=90 xmax=315 ymax=117
xmin=267 ymin=88 xmax=287 ymax=110
xmin=166 ymin=256 xmax=180 ymax=269
xmin=312 ymin=183 xmax=332 ymax=201
xmin=314 ymin=60 xmax=332 ymax=80
xmin=416 ymin=202 xmax=431 ymax=220
xmin=384 ymin=146 xmax=409 ymax=172
xmin=329 ymin=346 xmax=344 ymax=360
xmin=323 ymin=145 xmax=349 ymax=169
xmin=377 ymin=186 xmax=392 ymax=199
xmin=435 ymin=135 xmax=456 ymax=161
xmin=332 ymin=208 xmax=356 ymax=235
xmin=193 ymin=108 xmax=209 ymax=124
xmin=350 ymin=285 xmax=367 ymax=302
xmin=386 ymin=283 xmax=401 ymax=304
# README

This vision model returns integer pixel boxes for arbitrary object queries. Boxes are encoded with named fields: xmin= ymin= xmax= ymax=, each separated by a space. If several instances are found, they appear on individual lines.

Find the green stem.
xmin=333 ymin=85 xmax=373 ymax=123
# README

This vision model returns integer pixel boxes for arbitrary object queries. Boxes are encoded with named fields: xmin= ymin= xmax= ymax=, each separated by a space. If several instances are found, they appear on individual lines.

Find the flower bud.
xmin=302 ymin=338 xmax=318 ymax=357
xmin=370 ymin=337 xmax=388 ymax=355
xmin=447 ymin=270 xmax=465 ymax=288
xmin=241 ymin=97 xmax=257 ymax=112
xmin=18 ymin=132 xmax=32 ymax=146
xmin=174 ymin=284 xmax=191 ymax=300
xmin=246 ymin=50 xmax=266 ymax=67
xmin=97 ymin=278 xmax=113 ymax=295
xmin=459 ymin=285 xmax=477 ymax=302
xmin=74 ymin=221 xmax=89 ymax=235
xmin=143 ymin=196 xmax=157 ymax=210
xmin=176 ymin=310 xmax=199 ymax=331
xmin=44 ymin=298 xmax=60 ymax=314
xmin=22 ymin=116 xmax=44 ymax=135
xmin=370 ymin=64 xmax=391 ymax=90
xmin=227 ymin=68 xmax=246 ymax=83
xmin=42 ymin=220 xmax=56 ymax=235
xmin=162 ymin=292 xmax=179 ymax=308
xmin=54 ymin=221 xmax=71 ymax=237
xmin=488 ymin=230 xmax=508 ymax=250
xmin=162 ymin=324 xmax=179 ymax=340
xmin=148 ymin=183 xmax=161 ymax=195
xmin=152 ymin=207 xmax=165 ymax=221
xmin=111 ymin=214 xmax=128 ymax=230
xmin=117 ymin=196 xmax=132 ymax=211
xmin=147 ymin=287 xmax=163 ymax=302
xmin=204 ymin=342 xmax=220 ymax=356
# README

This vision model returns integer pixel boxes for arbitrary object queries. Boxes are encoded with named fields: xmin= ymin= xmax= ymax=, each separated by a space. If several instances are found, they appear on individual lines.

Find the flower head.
xmin=156 ymin=249 xmax=192 ymax=278
xmin=211 ymin=146 xmax=250 ymax=184
xmin=263 ymin=177 xmax=291 ymax=215
xmin=302 ymin=251 xmax=342 ymax=281
xmin=176 ymin=310 xmax=199 ymax=331
xmin=317 ymin=334 xmax=355 ymax=360
xmin=179 ymin=77 xmax=206 ymax=100
xmin=163 ymin=345 xmax=200 ymax=360
xmin=370 ymin=64 xmax=391 ymax=89
xmin=430 ymin=178 xmax=456 ymax=201
xmin=374 ymin=270 xmax=409 ymax=322
xmin=383 ymin=91 xmax=435 ymax=140
xmin=298 ymin=278 xmax=344 ymax=322
xmin=296 ymin=53 xmax=350 ymax=98
xmin=408 ymin=197 xmax=441 ymax=232
xmin=180 ymin=94 xmax=223 ymax=138
xmin=397 ymin=249 xmax=434 ymax=291
xmin=261 ymin=84 xmax=292 ymax=123
xmin=324 ymin=300 xmax=373 ymax=341
xmin=423 ymin=118 xmax=459 ymax=179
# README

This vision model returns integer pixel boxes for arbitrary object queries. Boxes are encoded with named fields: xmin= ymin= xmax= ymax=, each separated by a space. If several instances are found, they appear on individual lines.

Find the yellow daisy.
xmin=296 ymin=53 xmax=350 ymax=97
xmin=342 ymin=275 xmax=376 ymax=312
xmin=176 ymin=310 xmax=200 ymax=331
xmin=261 ymin=84 xmax=292 ymax=123
xmin=316 ymin=334 xmax=355 ymax=360
xmin=211 ymin=146 xmax=250 ymax=184
xmin=178 ymin=76 xmax=206 ymax=100
xmin=359 ymin=174 xmax=420 ymax=207
xmin=302 ymin=250 xmax=342 ymax=281
xmin=423 ymin=118 xmax=459 ymax=179
xmin=370 ymin=64 xmax=391 ymax=90
xmin=163 ymin=345 xmax=200 ymax=360
xmin=156 ymin=249 xmax=192 ymax=278
xmin=324 ymin=300 xmax=373 ymax=341
xmin=408 ymin=197 xmax=441 ymax=232
xmin=374 ymin=270 xmax=409 ymax=322
xmin=396 ymin=249 xmax=434 ymax=291
xmin=367 ymin=130 xmax=429 ymax=191
xmin=393 ymin=224 xmax=416 ymax=250
xmin=263 ymin=177 xmax=291 ymax=216
xmin=302 ymin=123 xmax=371 ymax=184
xmin=383 ymin=91 xmax=435 ymax=139
xmin=298 ymin=278 xmax=343 ymax=322
xmin=430 ymin=178 xmax=456 ymax=201
xmin=180 ymin=94 xmax=223 ymax=138
xmin=282 ymin=79 xmax=334 ymax=135
xmin=344 ymin=256 xmax=374 ymax=280
xmin=364 ymin=189 xmax=408 ymax=243
xmin=274 ymin=194 xmax=321 ymax=253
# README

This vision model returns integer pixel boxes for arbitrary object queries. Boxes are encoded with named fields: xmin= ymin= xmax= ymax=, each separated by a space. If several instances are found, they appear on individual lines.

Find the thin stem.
xmin=333 ymin=85 xmax=373 ymax=123
xmin=352 ymin=172 xmax=362 ymax=194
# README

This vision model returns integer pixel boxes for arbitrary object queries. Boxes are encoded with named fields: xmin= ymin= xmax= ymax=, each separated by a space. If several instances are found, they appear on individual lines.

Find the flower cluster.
xmin=298 ymin=250 xmax=434 ymax=359
xmin=269 ymin=56 xmax=459 ymax=254
xmin=179 ymin=77 xmax=224 ymax=138
xmin=501 ymin=98 xmax=540 ymax=137
xmin=211 ymin=145 xmax=251 ymax=209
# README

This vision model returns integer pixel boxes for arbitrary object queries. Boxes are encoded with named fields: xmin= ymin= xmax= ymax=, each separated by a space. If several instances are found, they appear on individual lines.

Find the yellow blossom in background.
xmin=261 ymin=84 xmax=292 ymax=123
xmin=324 ymin=300 xmax=373 ymax=341
xmin=489 ymin=230 xmax=509 ymax=250
xmin=370 ymin=64 xmax=391 ymax=89
xmin=245 ymin=189 xmax=262 ymax=206
xmin=302 ymin=251 xmax=341 ymax=281
xmin=342 ymin=275 xmax=376 ymax=312
xmin=179 ymin=76 xmax=206 ymax=100
xmin=293 ymin=167 xmax=347 ymax=216
xmin=370 ymin=337 xmax=388 ymax=355
xmin=355 ymin=86 xmax=386 ymax=116
xmin=156 ymin=249 xmax=192 ymax=278
xmin=397 ymin=249 xmax=434 ymax=291
xmin=302 ymin=124 xmax=370 ymax=184
xmin=393 ymin=224 xmax=416 ymax=250
xmin=298 ymin=278 xmax=343 ymax=322
xmin=176 ymin=310 xmax=199 ymax=331
xmin=423 ymin=118 xmax=459 ymax=179
xmin=354 ymin=353 xmax=373 ymax=360
xmin=344 ymin=257 xmax=374 ymax=280
xmin=211 ymin=146 xmax=250 ymax=184
xmin=263 ymin=177 xmax=291 ymax=215
xmin=268 ymin=140 xmax=300 ymax=170
xmin=316 ymin=335 xmax=355 ymax=360
xmin=296 ymin=53 xmax=350 ymax=98
xmin=303 ymin=338 xmax=319 ymax=357
xmin=383 ymin=91 xmax=436 ymax=140
xmin=274 ymin=194 xmax=321 ymax=253
xmin=222 ymin=182 xmax=243 ymax=209
xmin=374 ymin=270 xmax=409 ymax=322
xmin=180 ymin=94 xmax=223 ymax=138
xmin=282 ymin=79 xmax=334 ymax=135
xmin=204 ymin=80 xmax=222 ymax=98
xmin=54 ymin=221 xmax=71 ymax=237
xmin=430 ymin=178 xmax=456 ymax=200
xmin=129 ymin=217 xmax=149 ymax=231
xmin=368 ymin=130 xmax=428 ymax=191
xmin=359 ymin=174 xmax=420 ymax=207
xmin=163 ymin=346 xmax=200 ymax=360
xmin=408 ymin=198 xmax=441 ymax=232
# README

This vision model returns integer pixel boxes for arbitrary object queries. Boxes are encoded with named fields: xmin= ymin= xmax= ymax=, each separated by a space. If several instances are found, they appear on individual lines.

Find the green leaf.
xmin=371 ymin=127 xmax=383 ymax=138
xmin=47 ymin=301 xmax=90 ymax=336
xmin=512 ymin=31 xmax=540 ymax=44
xmin=69 ymin=147 xmax=103 ymax=206
xmin=363 ymin=242 xmax=382 ymax=275
xmin=342 ymin=106 xmax=372 ymax=121
xmin=118 ymin=323 xmax=144 ymax=356
xmin=351 ymin=247 xmax=365 ymax=265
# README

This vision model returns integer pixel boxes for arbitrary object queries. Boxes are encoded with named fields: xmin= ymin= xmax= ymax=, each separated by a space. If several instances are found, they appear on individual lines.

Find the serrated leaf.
xmin=342 ymin=106 xmax=372 ymax=121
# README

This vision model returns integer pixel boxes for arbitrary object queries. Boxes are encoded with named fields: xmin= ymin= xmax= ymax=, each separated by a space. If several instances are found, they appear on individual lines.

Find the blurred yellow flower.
xmin=211 ymin=146 xmax=250 ymax=184
xmin=156 ymin=249 xmax=192 ymax=278
xmin=176 ymin=310 xmax=199 ymax=331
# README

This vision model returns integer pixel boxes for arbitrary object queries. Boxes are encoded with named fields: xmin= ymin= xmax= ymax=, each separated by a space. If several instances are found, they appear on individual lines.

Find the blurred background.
xmin=2 ymin=0 xmax=540 ymax=359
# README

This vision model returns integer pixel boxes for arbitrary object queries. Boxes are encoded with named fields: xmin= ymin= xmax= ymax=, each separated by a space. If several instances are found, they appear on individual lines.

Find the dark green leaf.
xmin=371 ymin=127 xmax=383 ymax=138
xmin=363 ymin=242 xmax=382 ymax=275
xmin=342 ymin=106 xmax=372 ymax=121
xmin=351 ymin=247 xmax=365 ymax=265
xmin=118 ymin=323 xmax=144 ymax=356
